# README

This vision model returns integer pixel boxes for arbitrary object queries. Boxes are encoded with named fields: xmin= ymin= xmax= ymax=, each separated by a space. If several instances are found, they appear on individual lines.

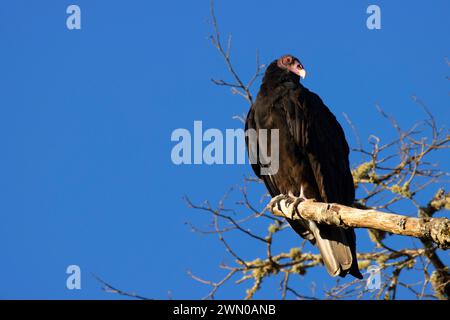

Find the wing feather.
xmin=245 ymin=106 xmax=280 ymax=197
xmin=283 ymin=86 xmax=355 ymax=205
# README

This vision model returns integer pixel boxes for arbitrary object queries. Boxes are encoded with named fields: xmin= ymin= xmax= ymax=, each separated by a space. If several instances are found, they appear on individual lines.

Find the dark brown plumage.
xmin=245 ymin=55 xmax=362 ymax=279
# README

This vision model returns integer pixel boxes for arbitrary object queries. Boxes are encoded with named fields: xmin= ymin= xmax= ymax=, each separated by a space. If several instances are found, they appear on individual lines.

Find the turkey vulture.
xmin=245 ymin=54 xmax=362 ymax=279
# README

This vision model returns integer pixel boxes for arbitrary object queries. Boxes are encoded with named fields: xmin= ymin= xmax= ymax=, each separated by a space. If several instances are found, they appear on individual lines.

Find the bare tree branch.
xmin=92 ymin=274 xmax=151 ymax=300
xmin=268 ymin=196 xmax=450 ymax=248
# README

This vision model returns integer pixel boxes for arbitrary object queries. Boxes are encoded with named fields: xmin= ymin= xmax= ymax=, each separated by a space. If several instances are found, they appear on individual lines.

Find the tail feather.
xmin=308 ymin=221 xmax=362 ymax=279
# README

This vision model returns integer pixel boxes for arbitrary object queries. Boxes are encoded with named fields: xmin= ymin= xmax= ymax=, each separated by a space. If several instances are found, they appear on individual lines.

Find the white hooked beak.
xmin=299 ymin=68 xmax=306 ymax=79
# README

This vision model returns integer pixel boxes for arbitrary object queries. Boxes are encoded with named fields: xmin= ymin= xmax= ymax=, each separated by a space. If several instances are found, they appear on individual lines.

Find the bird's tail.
xmin=308 ymin=221 xmax=363 ymax=279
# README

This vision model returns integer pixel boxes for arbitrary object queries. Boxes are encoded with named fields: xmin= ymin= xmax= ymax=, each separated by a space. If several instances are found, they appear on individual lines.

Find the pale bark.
xmin=267 ymin=195 xmax=450 ymax=249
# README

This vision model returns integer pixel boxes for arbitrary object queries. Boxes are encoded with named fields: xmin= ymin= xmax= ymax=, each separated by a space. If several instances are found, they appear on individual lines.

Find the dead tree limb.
xmin=268 ymin=195 xmax=450 ymax=249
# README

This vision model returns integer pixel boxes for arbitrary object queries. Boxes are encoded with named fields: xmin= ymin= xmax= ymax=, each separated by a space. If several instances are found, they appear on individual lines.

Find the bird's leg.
xmin=281 ymin=191 xmax=304 ymax=219
xmin=285 ymin=191 xmax=297 ymax=206
xmin=289 ymin=187 xmax=315 ymax=219
xmin=268 ymin=189 xmax=316 ymax=219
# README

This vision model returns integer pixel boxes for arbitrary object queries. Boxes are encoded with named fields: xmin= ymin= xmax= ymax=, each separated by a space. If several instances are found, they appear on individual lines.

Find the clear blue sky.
xmin=0 ymin=0 xmax=448 ymax=299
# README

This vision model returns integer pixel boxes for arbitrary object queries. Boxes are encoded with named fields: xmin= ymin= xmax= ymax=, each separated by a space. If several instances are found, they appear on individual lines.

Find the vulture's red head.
xmin=276 ymin=55 xmax=306 ymax=79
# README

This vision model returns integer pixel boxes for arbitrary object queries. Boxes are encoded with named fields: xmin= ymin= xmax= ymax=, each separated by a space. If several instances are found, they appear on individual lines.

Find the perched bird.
xmin=245 ymin=54 xmax=362 ymax=279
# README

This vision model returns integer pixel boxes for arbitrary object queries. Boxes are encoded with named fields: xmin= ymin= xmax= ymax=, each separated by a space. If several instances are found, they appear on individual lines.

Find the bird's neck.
xmin=260 ymin=74 xmax=301 ymax=95
xmin=260 ymin=63 xmax=300 ymax=93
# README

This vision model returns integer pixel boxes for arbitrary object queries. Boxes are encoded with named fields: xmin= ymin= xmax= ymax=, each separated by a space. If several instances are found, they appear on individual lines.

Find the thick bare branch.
xmin=268 ymin=195 xmax=450 ymax=249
